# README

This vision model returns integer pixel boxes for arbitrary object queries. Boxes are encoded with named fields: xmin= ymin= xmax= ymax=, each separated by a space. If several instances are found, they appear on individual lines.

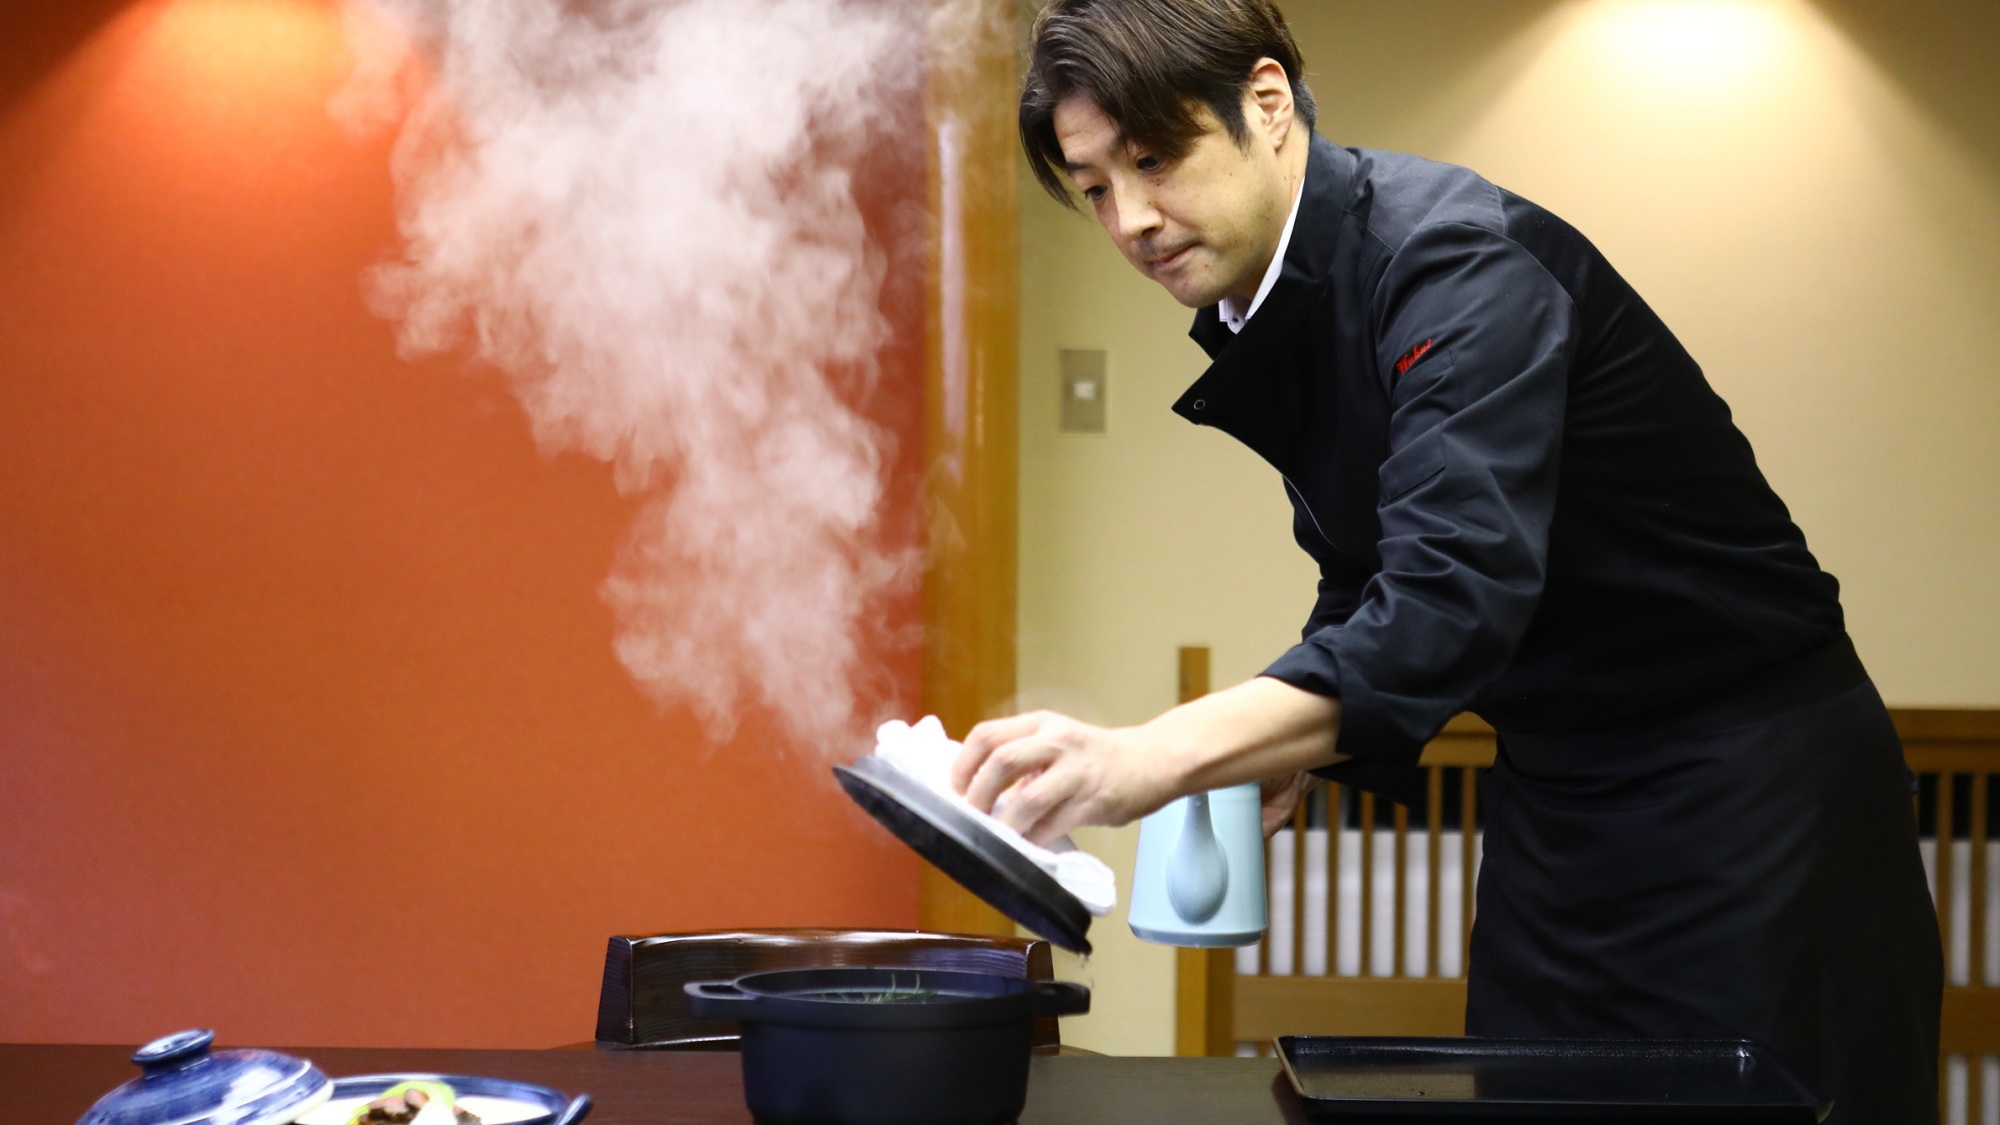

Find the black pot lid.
xmin=834 ymin=757 xmax=1092 ymax=954
xmin=77 ymin=1030 xmax=330 ymax=1125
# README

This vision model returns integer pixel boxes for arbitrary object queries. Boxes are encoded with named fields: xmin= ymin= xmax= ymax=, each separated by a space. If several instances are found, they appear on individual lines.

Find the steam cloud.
xmin=335 ymin=0 xmax=937 ymax=746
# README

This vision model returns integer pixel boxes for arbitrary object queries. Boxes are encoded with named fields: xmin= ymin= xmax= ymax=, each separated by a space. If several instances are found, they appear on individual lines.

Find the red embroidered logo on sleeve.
xmin=1394 ymin=338 xmax=1435 ymax=378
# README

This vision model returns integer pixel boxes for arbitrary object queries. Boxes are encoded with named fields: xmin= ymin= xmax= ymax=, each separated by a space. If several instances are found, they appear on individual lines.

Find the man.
xmin=949 ymin=1 xmax=1941 ymax=1120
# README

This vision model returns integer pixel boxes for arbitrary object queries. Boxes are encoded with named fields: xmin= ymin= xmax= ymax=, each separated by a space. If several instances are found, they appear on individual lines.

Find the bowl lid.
xmin=77 ymin=1030 xmax=331 ymax=1125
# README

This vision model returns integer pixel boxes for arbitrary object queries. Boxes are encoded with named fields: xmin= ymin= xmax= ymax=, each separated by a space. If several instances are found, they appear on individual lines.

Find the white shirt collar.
xmin=1218 ymin=180 xmax=1304 ymax=334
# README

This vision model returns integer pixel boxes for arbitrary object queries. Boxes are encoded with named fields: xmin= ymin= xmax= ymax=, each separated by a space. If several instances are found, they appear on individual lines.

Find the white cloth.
xmin=1218 ymin=178 xmax=1305 ymax=334
xmin=873 ymin=717 xmax=1118 ymax=916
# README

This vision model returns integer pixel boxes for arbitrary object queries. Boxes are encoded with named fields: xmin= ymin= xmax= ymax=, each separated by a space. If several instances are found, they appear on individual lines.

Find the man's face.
xmin=1054 ymin=94 xmax=1293 ymax=310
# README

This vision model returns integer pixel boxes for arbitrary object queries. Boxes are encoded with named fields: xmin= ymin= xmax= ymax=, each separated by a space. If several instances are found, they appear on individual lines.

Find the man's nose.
xmin=1114 ymin=192 xmax=1164 ymax=244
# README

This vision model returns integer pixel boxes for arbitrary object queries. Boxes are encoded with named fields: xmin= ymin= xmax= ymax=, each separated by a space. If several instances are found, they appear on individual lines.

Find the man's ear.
xmin=1245 ymin=56 xmax=1296 ymax=150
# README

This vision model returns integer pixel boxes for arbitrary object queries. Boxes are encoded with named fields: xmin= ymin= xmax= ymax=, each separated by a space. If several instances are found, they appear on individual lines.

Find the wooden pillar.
xmin=1173 ymin=645 xmax=1240 ymax=1055
xmin=919 ymin=0 xmax=1020 ymax=937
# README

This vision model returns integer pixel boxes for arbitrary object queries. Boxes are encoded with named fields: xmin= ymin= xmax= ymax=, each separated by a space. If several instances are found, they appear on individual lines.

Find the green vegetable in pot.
xmin=811 ymin=972 xmax=942 ymax=1004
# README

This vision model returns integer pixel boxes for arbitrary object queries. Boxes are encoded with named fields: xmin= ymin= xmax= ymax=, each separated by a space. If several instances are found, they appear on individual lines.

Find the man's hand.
xmin=1259 ymin=770 xmax=1319 ymax=836
xmin=950 ymin=677 xmax=1345 ymax=848
xmin=951 ymin=711 xmax=1176 ymax=846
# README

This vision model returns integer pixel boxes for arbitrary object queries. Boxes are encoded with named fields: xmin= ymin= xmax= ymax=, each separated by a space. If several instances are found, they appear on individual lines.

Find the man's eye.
xmin=1082 ymin=185 xmax=1107 ymax=203
xmin=1135 ymin=154 xmax=1162 ymax=173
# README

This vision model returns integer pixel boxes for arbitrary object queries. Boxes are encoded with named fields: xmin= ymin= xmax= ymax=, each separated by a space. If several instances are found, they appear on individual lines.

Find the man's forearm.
xmin=1139 ymin=675 xmax=1345 ymax=795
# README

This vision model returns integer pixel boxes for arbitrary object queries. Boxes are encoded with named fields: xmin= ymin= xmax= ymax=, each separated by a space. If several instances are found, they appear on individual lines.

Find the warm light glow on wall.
xmin=1575 ymin=0 xmax=1799 ymax=103
xmin=43 ymin=0 xmax=357 ymax=202
xmin=89 ymin=0 xmax=347 ymax=157
xmin=142 ymin=0 xmax=336 ymax=86
xmin=1439 ymin=0 xmax=1837 ymax=170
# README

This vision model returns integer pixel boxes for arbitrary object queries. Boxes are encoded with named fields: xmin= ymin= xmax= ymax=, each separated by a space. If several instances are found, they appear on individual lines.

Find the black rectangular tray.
xmin=1277 ymin=1036 xmax=1830 ymax=1122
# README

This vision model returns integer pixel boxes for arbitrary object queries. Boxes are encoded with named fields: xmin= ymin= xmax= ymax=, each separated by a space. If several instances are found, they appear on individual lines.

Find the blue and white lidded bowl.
xmin=77 ymin=1029 xmax=331 ymax=1125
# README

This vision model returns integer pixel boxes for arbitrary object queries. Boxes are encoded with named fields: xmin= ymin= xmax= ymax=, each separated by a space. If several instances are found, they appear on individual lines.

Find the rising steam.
xmin=334 ymin=0 xmax=933 ymax=746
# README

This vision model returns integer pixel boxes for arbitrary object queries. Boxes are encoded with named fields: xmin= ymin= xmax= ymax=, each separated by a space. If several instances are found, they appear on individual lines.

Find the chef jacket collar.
xmin=1181 ymin=136 xmax=1358 ymax=410
xmin=1217 ymin=177 xmax=1304 ymax=334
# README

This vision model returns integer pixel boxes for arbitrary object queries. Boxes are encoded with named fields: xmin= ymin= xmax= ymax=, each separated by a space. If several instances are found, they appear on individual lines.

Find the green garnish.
xmin=345 ymin=1080 xmax=472 ymax=1125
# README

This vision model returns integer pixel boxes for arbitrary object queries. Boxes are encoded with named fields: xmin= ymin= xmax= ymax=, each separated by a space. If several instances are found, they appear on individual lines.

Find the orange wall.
xmin=0 ymin=0 xmax=922 ymax=1048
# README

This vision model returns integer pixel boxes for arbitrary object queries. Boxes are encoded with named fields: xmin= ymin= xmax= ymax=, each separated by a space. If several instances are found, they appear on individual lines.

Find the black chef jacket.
xmin=1177 ymin=136 xmax=1847 ymax=799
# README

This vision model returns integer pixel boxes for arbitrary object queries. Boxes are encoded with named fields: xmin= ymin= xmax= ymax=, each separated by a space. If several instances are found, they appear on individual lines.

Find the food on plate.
xmin=345 ymin=1080 xmax=481 ymax=1124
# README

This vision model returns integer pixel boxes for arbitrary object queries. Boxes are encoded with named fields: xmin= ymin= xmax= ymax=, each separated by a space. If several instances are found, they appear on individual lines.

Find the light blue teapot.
xmin=1127 ymin=782 xmax=1268 ymax=947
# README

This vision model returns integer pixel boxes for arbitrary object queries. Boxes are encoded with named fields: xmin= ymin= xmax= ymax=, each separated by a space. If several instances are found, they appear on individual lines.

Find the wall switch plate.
xmin=1059 ymin=349 xmax=1107 ymax=433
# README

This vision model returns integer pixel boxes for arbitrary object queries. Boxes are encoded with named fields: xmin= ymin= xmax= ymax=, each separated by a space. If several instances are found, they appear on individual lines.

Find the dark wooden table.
xmin=4 ymin=1043 xmax=1311 ymax=1125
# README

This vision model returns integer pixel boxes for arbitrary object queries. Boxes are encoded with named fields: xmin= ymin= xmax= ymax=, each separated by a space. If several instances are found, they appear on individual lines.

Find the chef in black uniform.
xmin=949 ymin=1 xmax=1942 ymax=1120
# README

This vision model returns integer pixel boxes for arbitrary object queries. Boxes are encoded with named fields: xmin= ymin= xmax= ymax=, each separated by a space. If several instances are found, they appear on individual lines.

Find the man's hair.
xmin=1020 ymin=0 xmax=1317 ymax=208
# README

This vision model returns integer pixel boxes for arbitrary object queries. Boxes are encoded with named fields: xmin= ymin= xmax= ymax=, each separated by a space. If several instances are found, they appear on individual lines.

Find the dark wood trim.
xmin=1176 ymin=947 xmax=1238 ymax=1057
xmin=1943 ymin=986 xmax=2000 ymax=1055
xmin=1171 ymin=646 xmax=1238 ymax=1056
xmin=1419 ymin=736 xmax=1497 ymax=769
xmin=1438 ymin=707 xmax=1999 ymax=741
xmin=1894 ymin=709 xmax=2000 ymax=744
xmin=1421 ymin=708 xmax=2000 ymax=771
xmin=1178 ymin=645 xmax=1212 ymax=707
xmin=1233 ymin=976 xmax=1468 ymax=1040
xmin=1439 ymin=713 xmax=1495 ymax=735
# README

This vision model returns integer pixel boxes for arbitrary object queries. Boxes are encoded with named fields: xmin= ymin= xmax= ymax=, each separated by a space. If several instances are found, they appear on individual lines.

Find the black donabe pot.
xmin=686 ymin=966 xmax=1090 ymax=1125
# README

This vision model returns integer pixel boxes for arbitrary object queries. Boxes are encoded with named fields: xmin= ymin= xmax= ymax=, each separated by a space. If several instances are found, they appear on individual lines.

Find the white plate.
xmin=296 ymin=1093 xmax=550 ymax=1125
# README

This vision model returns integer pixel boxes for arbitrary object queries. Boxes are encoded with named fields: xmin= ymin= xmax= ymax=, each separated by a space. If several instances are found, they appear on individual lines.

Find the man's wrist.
xmin=1116 ymin=719 xmax=1207 ymax=811
xmin=1133 ymin=687 xmax=1266 ymax=796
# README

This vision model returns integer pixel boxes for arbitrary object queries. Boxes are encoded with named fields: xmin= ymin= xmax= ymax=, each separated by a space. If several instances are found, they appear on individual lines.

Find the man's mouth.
xmin=1149 ymin=243 xmax=1196 ymax=272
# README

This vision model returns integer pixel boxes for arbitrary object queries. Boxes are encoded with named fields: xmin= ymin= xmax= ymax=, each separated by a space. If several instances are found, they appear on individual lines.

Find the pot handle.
xmin=1032 ymin=980 xmax=1092 ymax=1017
xmin=552 ymin=1093 xmax=592 ymax=1125
xmin=684 ymin=980 xmax=755 ymax=1019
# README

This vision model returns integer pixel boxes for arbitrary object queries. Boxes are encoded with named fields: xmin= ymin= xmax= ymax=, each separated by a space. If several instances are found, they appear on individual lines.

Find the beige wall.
xmin=1019 ymin=0 xmax=2000 ymax=1055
